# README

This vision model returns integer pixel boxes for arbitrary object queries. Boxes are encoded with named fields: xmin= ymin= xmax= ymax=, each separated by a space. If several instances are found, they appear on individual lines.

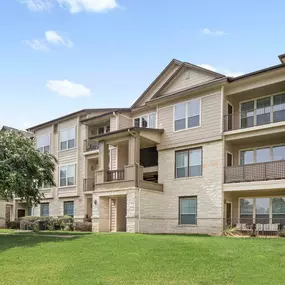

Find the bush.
xmin=7 ymin=220 xmax=20 ymax=229
xmin=74 ymin=222 xmax=92 ymax=232
xmin=279 ymin=229 xmax=285 ymax=237
xmin=223 ymin=227 xmax=242 ymax=237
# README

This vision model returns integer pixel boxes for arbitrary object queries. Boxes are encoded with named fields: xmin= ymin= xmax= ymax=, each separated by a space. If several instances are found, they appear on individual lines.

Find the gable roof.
xmin=27 ymin=108 xmax=123 ymax=131
xmin=150 ymin=62 xmax=225 ymax=100
xmin=131 ymin=59 xmax=183 ymax=109
xmin=0 ymin=125 xmax=34 ymax=138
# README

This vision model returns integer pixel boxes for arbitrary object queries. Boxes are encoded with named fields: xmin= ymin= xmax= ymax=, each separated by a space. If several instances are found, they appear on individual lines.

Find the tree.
xmin=0 ymin=131 xmax=56 ymax=205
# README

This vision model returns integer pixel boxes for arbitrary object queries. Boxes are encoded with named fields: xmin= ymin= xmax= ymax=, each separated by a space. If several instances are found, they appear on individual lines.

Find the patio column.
xmin=128 ymin=133 xmax=140 ymax=165
xmin=96 ymin=141 xmax=109 ymax=183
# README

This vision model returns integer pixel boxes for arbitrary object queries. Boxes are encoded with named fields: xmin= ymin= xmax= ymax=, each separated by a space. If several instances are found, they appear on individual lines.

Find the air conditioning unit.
xmin=90 ymin=127 xmax=97 ymax=135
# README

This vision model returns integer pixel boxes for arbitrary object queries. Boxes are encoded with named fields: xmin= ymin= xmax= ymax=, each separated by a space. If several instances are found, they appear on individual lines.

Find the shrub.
xmin=223 ymin=227 xmax=242 ymax=236
xmin=74 ymin=222 xmax=92 ymax=232
xmin=279 ymin=230 xmax=285 ymax=237
xmin=7 ymin=220 xmax=20 ymax=229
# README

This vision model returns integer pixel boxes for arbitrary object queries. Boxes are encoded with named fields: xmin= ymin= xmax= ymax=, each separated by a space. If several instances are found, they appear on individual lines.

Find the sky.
xmin=1 ymin=0 xmax=285 ymax=130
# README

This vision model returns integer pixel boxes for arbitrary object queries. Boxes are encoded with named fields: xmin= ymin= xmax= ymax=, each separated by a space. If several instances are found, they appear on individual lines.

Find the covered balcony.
xmin=90 ymin=127 xmax=164 ymax=192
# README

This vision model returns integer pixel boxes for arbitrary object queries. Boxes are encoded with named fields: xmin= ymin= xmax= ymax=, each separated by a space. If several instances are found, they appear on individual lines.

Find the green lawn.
xmin=0 ymin=233 xmax=285 ymax=285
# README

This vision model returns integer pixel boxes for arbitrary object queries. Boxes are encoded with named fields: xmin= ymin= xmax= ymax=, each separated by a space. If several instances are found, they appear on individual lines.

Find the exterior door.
xmin=226 ymin=202 xmax=232 ymax=226
xmin=110 ymin=199 xmax=117 ymax=232
xmin=227 ymin=103 xmax=233 ymax=130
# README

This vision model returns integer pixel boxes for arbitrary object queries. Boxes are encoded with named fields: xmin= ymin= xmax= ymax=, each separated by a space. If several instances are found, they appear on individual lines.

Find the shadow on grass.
xmin=0 ymin=233 xmax=83 ymax=253
xmin=146 ymin=233 xmax=211 ymax=238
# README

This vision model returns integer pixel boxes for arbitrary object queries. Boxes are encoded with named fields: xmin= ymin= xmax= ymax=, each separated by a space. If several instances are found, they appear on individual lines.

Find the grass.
xmin=1 ymin=233 xmax=285 ymax=285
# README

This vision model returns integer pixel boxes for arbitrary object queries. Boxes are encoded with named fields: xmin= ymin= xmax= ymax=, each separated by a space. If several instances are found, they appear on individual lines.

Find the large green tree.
xmin=0 ymin=131 xmax=56 ymax=204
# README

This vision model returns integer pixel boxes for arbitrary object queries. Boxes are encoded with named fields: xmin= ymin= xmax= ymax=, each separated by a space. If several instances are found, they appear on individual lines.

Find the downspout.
xmin=128 ymin=129 xmax=141 ymax=233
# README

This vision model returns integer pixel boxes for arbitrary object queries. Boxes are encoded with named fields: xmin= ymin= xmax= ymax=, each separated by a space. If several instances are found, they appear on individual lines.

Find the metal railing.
xmin=83 ymin=178 xmax=95 ymax=192
xmin=224 ymin=104 xmax=285 ymax=131
xmin=224 ymin=218 xmax=285 ymax=236
xmin=224 ymin=160 xmax=285 ymax=183
xmin=106 ymin=169 xmax=125 ymax=182
xmin=84 ymin=139 xmax=99 ymax=152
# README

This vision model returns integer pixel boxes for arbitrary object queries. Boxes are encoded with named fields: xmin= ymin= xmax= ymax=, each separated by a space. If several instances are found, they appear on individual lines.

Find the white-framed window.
xmin=240 ymin=93 xmax=285 ymax=128
xmin=239 ymin=197 xmax=285 ymax=224
xmin=179 ymin=196 xmax=197 ymax=225
xmin=59 ymin=164 xmax=76 ymax=187
xmin=40 ymin=203 xmax=49 ymax=217
xmin=240 ymin=145 xmax=285 ymax=165
xmin=37 ymin=134 xmax=50 ymax=153
xmin=64 ymin=201 xmax=74 ymax=218
xmin=174 ymin=98 xmax=201 ymax=131
xmin=59 ymin=127 xmax=76 ymax=151
xmin=133 ymin=113 xmax=156 ymax=128
xmin=175 ymin=148 xmax=202 ymax=178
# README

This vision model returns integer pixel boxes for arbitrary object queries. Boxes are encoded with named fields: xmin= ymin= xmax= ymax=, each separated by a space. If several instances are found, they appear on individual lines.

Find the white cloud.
xmin=45 ymin=31 xmax=73 ymax=48
xmin=46 ymin=80 xmax=91 ymax=98
xmin=198 ymin=64 xmax=243 ymax=78
xmin=19 ymin=0 xmax=53 ymax=11
xmin=20 ymin=0 xmax=118 ymax=13
xmin=56 ymin=0 xmax=117 ymax=13
xmin=202 ymin=28 xmax=226 ymax=36
xmin=23 ymin=39 xmax=50 ymax=52
xmin=24 ymin=31 xmax=73 ymax=51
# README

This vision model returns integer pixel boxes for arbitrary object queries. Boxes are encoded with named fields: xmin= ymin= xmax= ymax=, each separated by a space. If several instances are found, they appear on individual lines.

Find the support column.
xmin=95 ymin=141 xmax=109 ymax=183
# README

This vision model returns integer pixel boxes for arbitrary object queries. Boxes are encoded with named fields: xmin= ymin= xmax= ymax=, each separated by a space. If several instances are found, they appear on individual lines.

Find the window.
xmin=240 ymin=145 xmax=285 ymax=165
xmin=59 ymin=164 xmax=76 ymax=187
xmin=98 ymin=127 xmax=105 ymax=135
xmin=179 ymin=197 xmax=197 ymax=225
xmin=241 ymin=101 xmax=254 ymax=128
xmin=272 ymin=197 xmax=285 ymax=223
xmin=37 ymin=134 xmax=50 ymax=153
xmin=174 ymin=99 xmax=201 ymax=131
xmin=64 ymin=201 xmax=74 ymax=218
xmin=133 ymin=113 xmax=156 ymax=129
xmin=256 ymin=148 xmax=270 ymax=163
xmin=273 ymin=94 xmax=285 ymax=122
xmin=256 ymin=97 xmax=271 ymax=125
xmin=240 ymin=198 xmax=253 ymax=224
xmin=40 ymin=203 xmax=49 ymax=217
xmin=59 ymin=127 xmax=76 ymax=151
xmin=240 ymin=197 xmax=285 ymax=224
xmin=175 ymin=148 xmax=202 ymax=178
xmin=273 ymin=146 xmax=285 ymax=161
xmin=27 ymin=207 xmax=32 ymax=216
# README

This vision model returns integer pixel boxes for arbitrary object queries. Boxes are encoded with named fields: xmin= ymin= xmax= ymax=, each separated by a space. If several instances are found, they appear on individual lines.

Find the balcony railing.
xmin=84 ymin=139 xmax=99 ymax=152
xmin=224 ymin=104 xmax=285 ymax=131
xmin=83 ymin=178 xmax=95 ymax=191
xmin=224 ymin=160 xmax=285 ymax=183
xmin=106 ymin=169 xmax=125 ymax=182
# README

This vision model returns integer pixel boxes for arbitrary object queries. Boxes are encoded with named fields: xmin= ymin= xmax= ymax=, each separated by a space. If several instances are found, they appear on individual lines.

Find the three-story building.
xmin=9 ymin=53 xmax=285 ymax=235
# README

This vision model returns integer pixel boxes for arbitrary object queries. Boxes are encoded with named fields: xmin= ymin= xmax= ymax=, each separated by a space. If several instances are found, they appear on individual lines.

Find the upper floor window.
xmin=59 ymin=164 xmax=76 ymax=187
xmin=175 ymin=147 xmax=202 ymax=178
xmin=134 ymin=113 xmax=156 ymax=128
xmin=240 ymin=145 xmax=285 ymax=165
xmin=174 ymin=99 xmax=200 ymax=131
xmin=240 ymin=93 xmax=285 ymax=129
xmin=59 ymin=127 xmax=76 ymax=151
xmin=37 ymin=134 xmax=50 ymax=153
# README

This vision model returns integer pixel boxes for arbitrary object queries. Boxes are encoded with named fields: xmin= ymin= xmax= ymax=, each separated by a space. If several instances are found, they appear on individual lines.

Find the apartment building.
xmin=5 ymin=53 xmax=285 ymax=235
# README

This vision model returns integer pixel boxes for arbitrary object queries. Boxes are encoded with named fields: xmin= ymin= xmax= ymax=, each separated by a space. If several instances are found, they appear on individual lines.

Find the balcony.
xmin=83 ymin=178 xmax=95 ymax=192
xmin=106 ymin=169 xmax=125 ymax=182
xmin=84 ymin=139 xmax=99 ymax=153
xmin=224 ymin=160 xmax=285 ymax=184
xmin=224 ymin=104 xmax=285 ymax=132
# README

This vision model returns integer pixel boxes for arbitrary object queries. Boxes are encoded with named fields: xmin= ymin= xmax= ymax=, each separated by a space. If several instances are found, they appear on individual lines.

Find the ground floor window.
xmin=179 ymin=197 xmax=197 ymax=225
xmin=40 ymin=203 xmax=49 ymax=217
xmin=27 ymin=207 xmax=32 ymax=216
xmin=64 ymin=201 xmax=74 ymax=218
xmin=239 ymin=197 xmax=285 ymax=223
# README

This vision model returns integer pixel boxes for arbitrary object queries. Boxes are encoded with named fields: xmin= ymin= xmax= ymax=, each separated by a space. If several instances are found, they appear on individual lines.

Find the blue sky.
xmin=1 ymin=0 xmax=285 ymax=130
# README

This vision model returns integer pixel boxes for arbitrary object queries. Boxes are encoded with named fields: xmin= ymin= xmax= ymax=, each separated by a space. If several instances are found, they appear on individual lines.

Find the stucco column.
xmin=96 ymin=141 xmax=109 ymax=183
xmin=128 ymin=133 xmax=140 ymax=165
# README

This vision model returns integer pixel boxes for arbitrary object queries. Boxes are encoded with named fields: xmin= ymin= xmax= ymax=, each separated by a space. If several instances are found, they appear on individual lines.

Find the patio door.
xmin=227 ymin=103 xmax=233 ymax=130
xmin=226 ymin=202 xmax=232 ymax=226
